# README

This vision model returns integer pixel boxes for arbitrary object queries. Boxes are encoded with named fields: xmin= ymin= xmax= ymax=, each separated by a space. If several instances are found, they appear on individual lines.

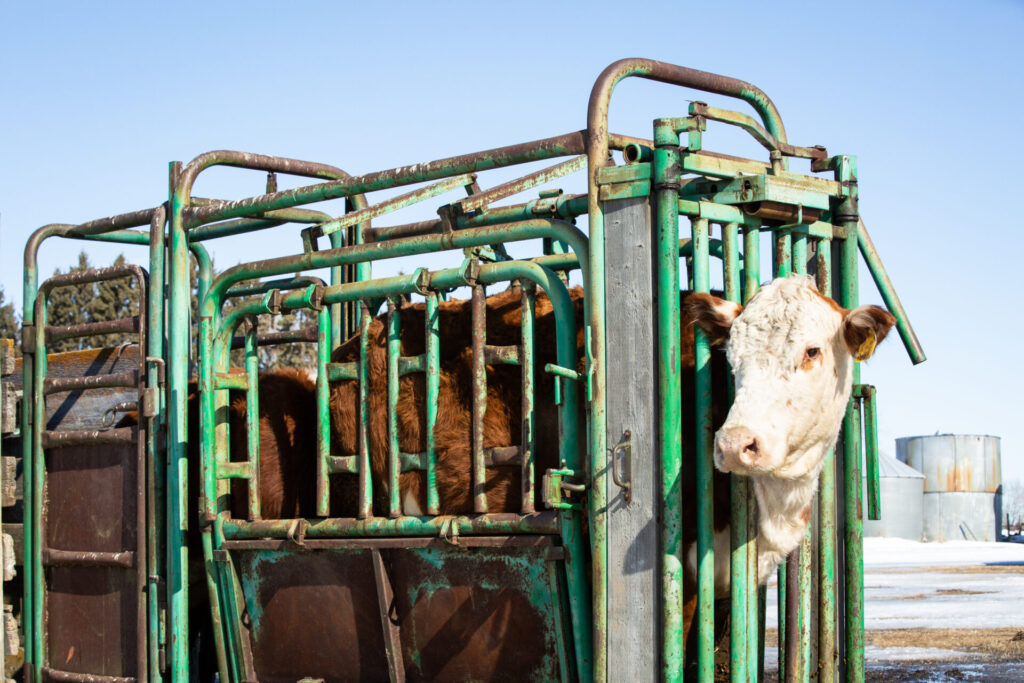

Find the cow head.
xmin=686 ymin=276 xmax=895 ymax=480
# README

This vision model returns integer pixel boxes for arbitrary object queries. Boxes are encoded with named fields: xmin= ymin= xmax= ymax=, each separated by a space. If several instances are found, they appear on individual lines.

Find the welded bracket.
xmin=542 ymin=465 xmax=585 ymax=511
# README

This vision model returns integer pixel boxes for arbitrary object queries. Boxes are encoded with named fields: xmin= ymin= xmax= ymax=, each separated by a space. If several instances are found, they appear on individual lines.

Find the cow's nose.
xmin=742 ymin=436 xmax=761 ymax=460
xmin=715 ymin=426 xmax=762 ymax=471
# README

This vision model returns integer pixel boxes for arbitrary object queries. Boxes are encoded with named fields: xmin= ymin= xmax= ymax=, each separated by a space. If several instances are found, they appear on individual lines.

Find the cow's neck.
xmin=750 ymin=463 xmax=822 ymax=584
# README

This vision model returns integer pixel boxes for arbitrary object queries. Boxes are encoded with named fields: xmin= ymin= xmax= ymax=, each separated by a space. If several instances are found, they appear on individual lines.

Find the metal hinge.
xmin=20 ymin=326 xmax=35 ymax=354
xmin=542 ymin=464 xmax=586 ymax=511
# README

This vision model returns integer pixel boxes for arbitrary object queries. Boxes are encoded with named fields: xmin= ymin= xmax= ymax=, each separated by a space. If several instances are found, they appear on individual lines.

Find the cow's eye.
xmin=801 ymin=347 xmax=821 ymax=369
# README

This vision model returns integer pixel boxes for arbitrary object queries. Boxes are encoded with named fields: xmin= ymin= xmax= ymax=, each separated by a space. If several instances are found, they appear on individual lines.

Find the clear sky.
xmin=2 ymin=1 xmax=1022 ymax=479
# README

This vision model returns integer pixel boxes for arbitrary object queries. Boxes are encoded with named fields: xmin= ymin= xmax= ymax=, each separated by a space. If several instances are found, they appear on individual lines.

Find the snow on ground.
xmin=766 ymin=539 xmax=1024 ymax=631
xmin=864 ymin=537 xmax=1024 ymax=568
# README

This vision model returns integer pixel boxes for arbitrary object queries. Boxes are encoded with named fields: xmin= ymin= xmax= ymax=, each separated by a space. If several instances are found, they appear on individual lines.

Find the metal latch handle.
xmin=611 ymin=430 xmax=632 ymax=504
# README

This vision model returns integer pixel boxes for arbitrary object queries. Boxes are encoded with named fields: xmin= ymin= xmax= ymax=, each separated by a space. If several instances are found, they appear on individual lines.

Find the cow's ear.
xmin=841 ymin=305 xmax=896 ymax=360
xmin=684 ymin=293 xmax=742 ymax=346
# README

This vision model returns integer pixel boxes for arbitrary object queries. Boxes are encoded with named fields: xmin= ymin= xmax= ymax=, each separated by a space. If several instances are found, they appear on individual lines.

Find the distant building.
xmin=863 ymin=454 xmax=925 ymax=541
xmin=897 ymin=434 xmax=1002 ymax=542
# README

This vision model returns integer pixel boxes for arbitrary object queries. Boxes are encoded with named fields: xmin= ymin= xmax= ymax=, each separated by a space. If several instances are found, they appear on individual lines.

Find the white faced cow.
xmin=686 ymin=275 xmax=895 ymax=584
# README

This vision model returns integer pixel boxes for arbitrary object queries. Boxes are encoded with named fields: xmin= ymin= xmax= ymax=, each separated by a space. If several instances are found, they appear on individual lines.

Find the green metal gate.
xmin=17 ymin=58 xmax=924 ymax=682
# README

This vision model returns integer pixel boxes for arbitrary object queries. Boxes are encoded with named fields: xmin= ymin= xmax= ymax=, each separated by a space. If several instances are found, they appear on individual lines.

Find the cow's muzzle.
xmin=714 ymin=426 xmax=765 ymax=473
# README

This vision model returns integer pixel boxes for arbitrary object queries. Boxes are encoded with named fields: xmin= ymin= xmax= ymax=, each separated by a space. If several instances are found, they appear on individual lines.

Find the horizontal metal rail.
xmin=41 ymin=668 xmax=136 ymax=683
xmin=41 ymin=427 xmax=137 ymax=448
xmin=43 ymin=370 xmax=139 ymax=395
xmin=41 ymin=548 xmax=135 ymax=568
xmin=222 ymin=511 xmax=560 ymax=539
xmin=45 ymin=317 xmax=141 ymax=343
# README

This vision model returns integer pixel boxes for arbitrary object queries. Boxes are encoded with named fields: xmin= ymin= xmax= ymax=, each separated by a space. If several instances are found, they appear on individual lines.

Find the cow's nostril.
xmin=742 ymin=437 xmax=760 ymax=460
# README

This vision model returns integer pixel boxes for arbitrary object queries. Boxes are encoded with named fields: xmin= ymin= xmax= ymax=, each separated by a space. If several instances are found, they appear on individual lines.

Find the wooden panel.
xmin=603 ymin=196 xmax=658 ymax=681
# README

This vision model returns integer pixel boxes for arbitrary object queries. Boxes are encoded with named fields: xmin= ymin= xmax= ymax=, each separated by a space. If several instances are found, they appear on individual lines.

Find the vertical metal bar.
xmin=775 ymin=231 xmax=792 ymax=278
xmin=245 ymin=319 xmax=261 ymax=520
xmin=520 ymin=283 xmax=536 ymax=514
xmin=387 ymin=299 xmax=401 ymax=518
xmin=199 ymin=272 xmax=230 ymax=682
xmin=31 ymin=297 xmax=47 ymax=680
xmin=692 ymin=216 xmax=715 ymax=683
xmin=792 ymin=235 xmax=813 ymax=681
xmin=167 ymin=160 xmax=190 ymax=679
xmin=653 ymin=120 xmax=683 ymax=681
xmin=837 ymin=155 xmax=865 ymax=683
xmin=743 ymin=225 xmax=761 ymax=683
xmin=792 ymin=231 xmax=808 ymax=276
xmin=358 ymin=303 xmax=373 ymax=519
xmin=724 ymin=221 xmax=749 ymax=683
xmin=147 ymin=208 xmax=166 ymax=683
xmin=22 ymin=235 xmax=38 ymax=677
xmin=424 ymin=292 xmax=440 ymax=515
xmin=316 ymin=305 xmax=331 ymax=516
xmin=862 ymin=387 xmax=880 ymax=520
xmin=784 ymin=551 xmax=799 ymax=683
xmin=799 ymin=527 xmax=813 ymax=682
xmin=471 ymin=284 xmax=488 ymax=514
xmin=817 ymin=237 xmax=837 ymax=683
xmin=777 ymin=561 xmax=786 ymax=682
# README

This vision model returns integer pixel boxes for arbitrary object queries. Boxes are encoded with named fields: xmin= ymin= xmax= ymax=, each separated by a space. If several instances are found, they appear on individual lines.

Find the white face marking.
xmin=684 ymin=529 xmax=733 ymax=597
xmin=715 ymin=276 xmax=853 ymax=478
xmin=402 ymin=488 xmax=424 ymax=517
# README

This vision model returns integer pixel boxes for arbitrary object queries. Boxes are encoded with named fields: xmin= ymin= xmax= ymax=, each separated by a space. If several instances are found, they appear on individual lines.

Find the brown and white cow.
xmin=686 ymin=275 xmax=895 ymax=584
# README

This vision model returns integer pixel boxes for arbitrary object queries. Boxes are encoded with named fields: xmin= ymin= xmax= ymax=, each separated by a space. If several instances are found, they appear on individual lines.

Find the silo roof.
xmin=878 ymin=453 xmax=925 ymax=479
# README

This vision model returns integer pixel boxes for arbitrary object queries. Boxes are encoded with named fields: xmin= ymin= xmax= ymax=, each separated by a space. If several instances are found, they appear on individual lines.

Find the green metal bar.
xmin=145 ymin=207 xmax=167 ymax=683
xmin=471 ymin=284 xmax=488 ymax=514
xmin=200 ymin=220 xmax=590 ymax=321
xmin=817 ymin=238 xmax=837 ymax=683
xmin=223 ymin=512 xmax=560 ymax=538
xmin=792 ymin=231 xmax=808 ymax=276
xmin=692 ymin=213 xmax=715 ymax=683
xmin=723 ymin=220 xmax=749 ymax=683
xmin=424 ymin=292 xmax=440 ymax=515
xmin=387 ymin=298 xmax=402 ymax=518
xmin=168 ymin=161 xmax=191 ymax=680
xmin=798 ymin=527 xmax=813 ymax=682
xmin=856 ymin=219 xmax=926 ymax=365
xmin=520 ymin=283 xmax=536 ymax=514
xmin=860 ymin=386 xmax=880 ymax=520
xmin=778 ymin=561 xmax=786 ymax=682
xmin=792 ymin=236 xmax=813 ymax=682
xmin=653 ymin=119 xmax=684 ymax=682
xmin=358 ymin=303 xmax=373 ymax=519
xmin=244 ymin=321 xmax=261 ymax=520
xmin=315 ymin=305 xmax=331 ymax=518
xmin=320 ymin=173 xmax=476 ymax=237
xmin=837 ymin=155 xmax=865 ymax=683
xmin=742 ymin=225 xmax=761 ymax=683
xmin=775 ymin=231 xmax=792 ymax=277
xmin=31 ymin=290 xmax=47 ymax=680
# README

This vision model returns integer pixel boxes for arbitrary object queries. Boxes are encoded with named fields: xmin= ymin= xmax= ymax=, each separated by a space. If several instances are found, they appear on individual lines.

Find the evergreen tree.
xmin=46 ymin=251 xmax=141 ymax=352
xmin=0 ymin=285 xmax=19 ymax=353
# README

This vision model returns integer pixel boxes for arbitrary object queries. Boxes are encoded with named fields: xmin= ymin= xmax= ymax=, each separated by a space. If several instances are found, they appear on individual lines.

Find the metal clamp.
xmin=611 ymin=430 xmax=633 ymax=504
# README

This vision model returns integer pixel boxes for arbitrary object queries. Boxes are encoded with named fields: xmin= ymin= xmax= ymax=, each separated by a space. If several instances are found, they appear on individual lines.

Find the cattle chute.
xmin=5 ymin=58 xmax=925 ymax=682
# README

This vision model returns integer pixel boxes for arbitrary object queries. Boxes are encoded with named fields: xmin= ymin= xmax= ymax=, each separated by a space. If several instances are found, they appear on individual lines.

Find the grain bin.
xmin=896 ymin=434 xmax=1002 ymax=542
xmin=863 ymin=454 xmax=925 ymax=540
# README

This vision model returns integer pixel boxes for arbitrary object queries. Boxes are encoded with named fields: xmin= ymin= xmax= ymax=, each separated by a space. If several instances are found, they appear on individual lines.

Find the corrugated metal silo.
xmin=863 ymin=454 xmax=925 ymax=540
xmin=896 ymin=434 xmax=1002 ymax=542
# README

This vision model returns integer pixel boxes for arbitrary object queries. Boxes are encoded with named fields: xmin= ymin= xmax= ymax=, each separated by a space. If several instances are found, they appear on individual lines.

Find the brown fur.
xmin=328 ymin=286 xmax=584 ymax=516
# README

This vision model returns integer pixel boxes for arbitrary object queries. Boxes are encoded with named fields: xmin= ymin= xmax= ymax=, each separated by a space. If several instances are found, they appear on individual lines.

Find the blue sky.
xmin=2 ymin=1 xmax=1022 ymax=480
